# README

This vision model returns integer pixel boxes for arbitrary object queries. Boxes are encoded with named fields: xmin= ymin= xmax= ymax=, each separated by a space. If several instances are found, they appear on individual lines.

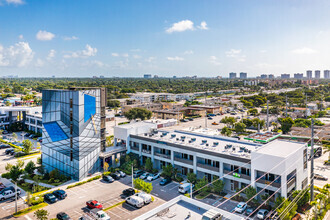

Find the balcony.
xmin=287 ymin=177 xmax=296 ymax=189
xmin=256 ymin=178 xmax=281 ymax=188
xmin=197 ymin=163 xmax=219 ymax=172
xmin=174 ymin=157 xmax=193 ymax=166
xmin=130 ymin=146 xmax=139 ymax=151
xmin=154 ymin=152 xmax=171 ymax=160
xmin=223 ymin=169 xmax=251 ymax=180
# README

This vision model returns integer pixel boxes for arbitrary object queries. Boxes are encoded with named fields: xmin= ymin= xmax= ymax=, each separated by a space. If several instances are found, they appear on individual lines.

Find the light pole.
xmin=131 ymin=164 xmax=134 ymax=188
xmin=15 ymin=181 xmax=17 ymax=214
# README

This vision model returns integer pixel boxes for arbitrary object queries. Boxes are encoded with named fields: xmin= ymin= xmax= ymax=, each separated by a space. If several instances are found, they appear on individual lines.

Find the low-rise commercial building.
xmin=114 ymin=124 xmax=308 ymax=199
xmin=153 ymin=109 xmax=184 ymax=120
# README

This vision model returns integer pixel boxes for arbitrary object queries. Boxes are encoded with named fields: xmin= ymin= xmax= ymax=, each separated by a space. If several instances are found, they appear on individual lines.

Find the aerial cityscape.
xmin=0 ymin=1 xmax=329 ymax=220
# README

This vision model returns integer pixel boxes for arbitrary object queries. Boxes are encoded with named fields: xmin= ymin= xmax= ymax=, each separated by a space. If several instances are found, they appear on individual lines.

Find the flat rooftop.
xmin=254 ymin=139 xmax=306 ymax=157
xmin=244 ymin=132 xmax=280 ymax=143
xmin=136 ymin=129 xmax=262 ymax=159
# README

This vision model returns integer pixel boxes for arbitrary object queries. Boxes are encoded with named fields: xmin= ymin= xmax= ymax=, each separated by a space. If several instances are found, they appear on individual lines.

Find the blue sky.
xmin=0 ymin=0 xmax=329 ymax=77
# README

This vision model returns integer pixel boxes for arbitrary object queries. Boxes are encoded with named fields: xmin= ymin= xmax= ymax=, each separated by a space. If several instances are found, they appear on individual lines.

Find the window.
xmin=303 ymin=149 xmax=307 ymax=170
xmin=302 ymin=177 xmax=308 ymax=189
xmin=241 ymin=167 xmax=250 ymax=176
xmin=215 ymin=161 xmax=220 ymax=168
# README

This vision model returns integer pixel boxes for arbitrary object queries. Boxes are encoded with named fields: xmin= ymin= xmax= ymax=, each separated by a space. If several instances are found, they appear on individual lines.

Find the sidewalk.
xmin=0 ymin=177 xmax=27 ymax=197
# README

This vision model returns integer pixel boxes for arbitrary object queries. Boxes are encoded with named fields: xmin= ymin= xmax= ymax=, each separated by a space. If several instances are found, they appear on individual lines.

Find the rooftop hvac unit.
xmin=202 ymin=140 xmax=207 ymax=144
xmin=171 ymin=134 xmax=176 ymax=138
xmin=232 ymin=147 xmax=236 ymax=151
xmin=162 ymin=132 xmax=168 ymax=136
xmin=144 ymin=133 xmax=148 ymax=136
xmin=191 ymin=138 xmax=196 ymax=141
xmin=240 ymin=147 xmax=245 ymax=151
xmin=206 ymin=144 xmax=209 ymax=146
xmin=181 ymin=136 xmax=186 ymax=139
xmin=214 ymin=142 xmax=219 ymax=146
xmin=176 ymin=138 xmax=179 ymax=141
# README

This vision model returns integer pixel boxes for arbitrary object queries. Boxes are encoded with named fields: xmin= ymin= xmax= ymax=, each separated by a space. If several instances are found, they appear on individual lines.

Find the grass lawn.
xmin=25 ymin=175 xmax=67 ymax=186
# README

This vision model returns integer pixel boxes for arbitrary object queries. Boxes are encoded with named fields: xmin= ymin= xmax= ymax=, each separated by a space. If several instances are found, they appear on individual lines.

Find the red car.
xmin=86 ymin=200 xmax=103 ymax=209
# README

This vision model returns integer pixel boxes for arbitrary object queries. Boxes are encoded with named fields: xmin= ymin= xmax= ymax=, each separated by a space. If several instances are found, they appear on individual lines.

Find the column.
xmin=171 ymin=150 xmax=174 ymax=166
xmin=151 ymin=145 xmax=154 ymax=163
xmin=280 ymin=174 xmax=287 ymax=198
xmin=193 ymin=155 xmax=197 ymax=174
xmin=219 ymin=161 xmax=224 ymax=180
xmin=251 ymin=169 xmax=256 ymax=188
xmin=139 ymin=143 xmax=143 ymax=165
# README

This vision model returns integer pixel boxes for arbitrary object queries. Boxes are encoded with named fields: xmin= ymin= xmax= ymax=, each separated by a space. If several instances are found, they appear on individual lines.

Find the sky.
xmin=0 ymin=0 xmax=330 ymax=78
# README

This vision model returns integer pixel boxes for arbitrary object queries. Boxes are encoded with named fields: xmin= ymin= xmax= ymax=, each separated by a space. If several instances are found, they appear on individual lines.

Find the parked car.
xmin=44 ymin=193 xmax=58 ymax=203
xmin=37 ymin=137 xmax=42 ymax=142
xmin=86 ymin=200 xmax=103 ymax=209
xmin=314 ymin=173 xmax=328 ymax=180
xmin=234 ymin=202 xmax=247 ymax=213
xmin=257 ymin=209 xmax=269 ymax=219
xmin=116 ymin=170 xmax=126 ymax=177
xmin=244 ymin=206 xmax=256 ymax=216
xmin=13 ymin=151 xmax=25 ymax=157
xmin=0 ymin=190 xmax=20 ymax=201
xmin=5 ymin=148 xmax=14 ymax=155
xmin=110 ymin=173 xmax=121 ymax=180
xmin=0 ymin=144 xmax=10 ymax=149
xmin=180 ymin=119 xmax=189 ymax=122
xmin=139 ymin=172 xmax=150 ymax=180
xmin=178 ymin=183 xmax=194 ymax=194
xmin=122 ymin=188 xmax=135 ymax=197
xmin=102 ymin=175 xmax=114 ymax=183
xmin=160 ymin=178 xmax=172 ymax=186
xmin=0 ymin=186 xmax=20 ymax=194
xmin=53 ymin=190 xmax=67 ymax=200
xmin=89 ymin=208 xmax=110 ymax=220
xmin=147 ymin=173 xmax=160 ymax=181
xmin=211 ymin=122 xmax=218 ymax=125
xmin=135 ymin=192 xmax=152 ymax=204
xmin=125 ymin=195 xmax=144 ymax=208
xmin=57 ymin=212 xmax=72 ymax=220
xmin=187 ymin=118 xmax=194 ymax=121
xmin=133 ymin=170 xmax=144 ymax=178
xmin=207 ymin=117 xmax=213 ymax=120
xmin=24 ymin=133 xmax=30 ymax=137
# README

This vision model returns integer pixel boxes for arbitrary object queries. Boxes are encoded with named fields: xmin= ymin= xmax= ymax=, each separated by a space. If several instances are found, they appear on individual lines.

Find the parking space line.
xmin=116 ymin=206 xmax=131 ymax=214
xmin=169 ymin=184 xmax=178 ymax=191
xmin=107 ymin=210 xmax=122 ymax=218
xmin=74 ymin=210 xmax=82 ymax=216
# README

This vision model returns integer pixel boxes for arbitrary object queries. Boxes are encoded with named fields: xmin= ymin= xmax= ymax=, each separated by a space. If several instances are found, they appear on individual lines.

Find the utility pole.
xmin=285 ymin=95 xmax=288 ymax=117
xmin=131 ymin=164 xmax=134 ymax=188
xmin=15 ymin=181 xmax=17 ymax=214
xmin=266 ymin=100 xmax=269 ymax=131
xmin=310 ymin=118 xmax=314 ymax=201
xmin=305 ymin=94 xmax=308 ymax=119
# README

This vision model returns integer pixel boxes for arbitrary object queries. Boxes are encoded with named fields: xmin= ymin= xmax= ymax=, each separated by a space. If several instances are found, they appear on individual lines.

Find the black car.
xmin=159 ymin=178 xmax=172 ymax=186
xmin=0 ymin=186 xmax=20 ymax=194
xmin=44 ymin=193 xmax=58 ymax=203
xmin=24 ymin=133 xmax=30 ymax=137
xmin=53 ymin=190 xmax=67 ymax=200
xmin=5 ymin=149 xmax=14 ymax=155
xmin=123 ymin=188 xmax=135 ymax=197
xmin=57 ymin=212 xmax=71 ymax=220
xmin=102 ymin=175 xmax=114 ymax=183
xmin=110 ymin=173 xmax=120 ymax=180
xmin=244 ymin=207 xmax=257 ymax=216
xmin=0 ymin=144 xmax=10 ymax=149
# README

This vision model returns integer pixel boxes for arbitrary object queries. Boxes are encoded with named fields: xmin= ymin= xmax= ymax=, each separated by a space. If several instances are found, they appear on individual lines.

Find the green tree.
xmin=162 ymin=164 xmax=173 ymax=178
xmin=124 ymin=107 xmax=152 ymax=121
xmin=242 ymin=118 xmax=253 ymax=128
xmin=5 ymin=163 xmax=13 ymax=171
xmin=213 ymin=179 xmax=225 ymax=195
xmin=279 ymin=117 xmax=294 ymax=134
xmin=12 ymin=132 xmax=18 ymax=141
xmin=220 ymin=116 xmax=236 ymax=126
xmin=16 ymin=159 xmax=25 ymax=169
xmin=22 ymin=139 xmax=33 ymax=154
xmin=195 ymin=177 xmax=209 ymax=194
xmin=25 ymin=161 xmax=36 ymax=175
xmin=108 ymin=100 xmax=120 ymax=108
xmin=221 ymin=126 xmax=232 ymax=137
xmin=247 ymin=108 xmax=258 ymax=116
xmin=292 ymin=189 xmax=310 ymax=209
xmin=277 ymin=199 xmax=297 ymax=220
xmin=187 ymin=172 xmax=197 ymax=184
xmin=9 ymin=165 xmax=23 ymax=181
xmin=133 ymin=178 xmax=153 ymax=193
xmin=244 ymin=186 xmax=257 ymax=205
xmin=145 ymin=158 xmax=153 ymax=172
xmin=234 ymin=122 xmax=246 ymax=133
xmin=34 ymin=209 xmax=49 ymax=220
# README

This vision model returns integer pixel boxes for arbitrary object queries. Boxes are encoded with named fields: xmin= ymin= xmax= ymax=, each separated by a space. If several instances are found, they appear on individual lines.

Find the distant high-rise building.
xmin=281 ymin=74 xmax=290 ymax=79
xmin=100 ymin=75 xmax=104 ymax=78
xmin=294 ymin=73 xmax=303 ymax=79
xmin=240 ymin=72 xmax=247 ymax=79
xmin=260 ymin=74 xmax=268 ymax=79
xmin=229 ymin=72 xmax=237 ymax=79
xmin=268 ymin=74 xmax=274 ymax=79
xmin=324 ymin=70 xmax=330 ymax=79
xmin=154 ymin=75 xmax=159 ymax=78
xmin=306 ymin=70 xmax=312 ymax=79
xmin=144 ymin=74 xmax=152 ymax=79
xmin=315 ymin=70 xmax=321 ymax=79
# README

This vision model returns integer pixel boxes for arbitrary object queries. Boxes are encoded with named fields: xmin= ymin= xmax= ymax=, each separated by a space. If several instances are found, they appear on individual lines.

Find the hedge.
xmin=13 ymin=202 xmax=48 ymax=217
xmin=0 ymin=139 xmax=22 ymax=151
xmin=103 ymin=200 xmax=125 ymax=211
xmin=66 ymin=175 xmax=101 ymax=189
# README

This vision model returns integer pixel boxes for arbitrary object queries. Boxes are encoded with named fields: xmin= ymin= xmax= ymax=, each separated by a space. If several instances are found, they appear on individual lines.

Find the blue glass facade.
xmin=43 ymin=122 xmax=68 ymax=142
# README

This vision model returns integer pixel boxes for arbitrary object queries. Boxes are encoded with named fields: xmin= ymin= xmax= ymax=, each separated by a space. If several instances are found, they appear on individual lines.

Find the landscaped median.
xmin=103 ymin=200 xmax=125 ymax=211
xmin=12 ymin=202 xmax=48 ymax=217
xmin=0 ymin=138 xmax=22 ymax=151
xmin=66 ymin=175 xmax=101 ymax=189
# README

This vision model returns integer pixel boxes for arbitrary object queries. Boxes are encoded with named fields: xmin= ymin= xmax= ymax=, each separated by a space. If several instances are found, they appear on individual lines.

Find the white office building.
xmin=114 ymin=123 xmax=308 ymax=200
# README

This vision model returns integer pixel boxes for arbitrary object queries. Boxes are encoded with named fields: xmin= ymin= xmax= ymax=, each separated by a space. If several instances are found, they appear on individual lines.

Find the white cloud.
xmin=291 ymin=47 xmax=317 ymax=54
xmin=225 ymin=49 xmax=246 ymax=62
xmin=209 ymin=56 xmax=221 ymax=66
xmin=83 ymin=60 xmax=106 ymax=68
xmin=130 ymin=49 xmax=141 ymax=52
xmin=63 ymin=36 xmax=78 ymax=41
xmin=184 ymin=50 xmax=194 ymax=55
xmin=63 ymin=44 xmax=97 ymax=58
xmin=47 ymin=49 xmax=56 ymax=60
xmin=0 ymin=41 xmax=34 ymax=67
xmin=122 ymin=53 xmax=129 ymax=57
xmin=166 ymin=20 xmax=194 ymax=33
xmin=36 ymin=30 xmax=55 ymax=41
xmin=198 ymin=21 xmax=208 ymax=30
xmin=145 ymin=57 xmax=156 ymax=62
xmin=18 ymin=35 xmax=23 ymax=40
xmin=167 ymin=56 xmax=184 ymax=61
xmin=111 ymin=53 xmax=119 ymax=57
xmin=133 ymin=55 xmax=141 ymax=59
xmin=4 ymin=0 xmax=24 ymax=5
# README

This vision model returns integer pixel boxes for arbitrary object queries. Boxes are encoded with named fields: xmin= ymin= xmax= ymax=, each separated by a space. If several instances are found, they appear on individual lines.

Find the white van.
xmin=89 ymin=208 xmax=110 ymax=220
xmin=125 ymin=195 xmax=144 ymax=208
xmin=135 ymin=192 xmax=152 ymax=204
xmin=0 ymin=190 xmax=18 ymax=201
xmin=178 ymin=183 xmax=194 ymax=194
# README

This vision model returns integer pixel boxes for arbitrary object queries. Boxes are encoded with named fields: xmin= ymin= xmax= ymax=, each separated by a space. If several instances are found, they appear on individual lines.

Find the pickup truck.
xmin=0 ymin=189 xmax=21 ymax=201
xmin=86 ymin=200 xmax=103 ymax=209
xmin=89 ymin=208 xmax=110 ymax=220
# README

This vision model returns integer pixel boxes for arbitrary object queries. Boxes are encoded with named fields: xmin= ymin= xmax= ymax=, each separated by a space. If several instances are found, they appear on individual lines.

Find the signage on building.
xmin=233 ymin=173 xmax=241 ymax=178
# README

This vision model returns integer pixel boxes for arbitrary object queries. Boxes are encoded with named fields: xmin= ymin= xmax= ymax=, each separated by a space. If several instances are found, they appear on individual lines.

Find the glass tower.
xmin=42 ymin=88 xmax=106 ymax=180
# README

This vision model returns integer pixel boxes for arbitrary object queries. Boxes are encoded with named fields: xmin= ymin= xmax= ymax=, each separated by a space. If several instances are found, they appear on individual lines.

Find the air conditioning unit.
xmin=171 ymin=134 xmax=176 ymax=138
xmin=176 ymin=138 xmax=179 ymax=141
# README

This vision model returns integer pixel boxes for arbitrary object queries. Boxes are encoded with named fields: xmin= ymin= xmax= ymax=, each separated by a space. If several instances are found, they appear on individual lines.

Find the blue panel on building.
xmin=84 ymin=94 xmax=96 ymax=122
xmin=43 ymin=122 xmax=68 ymax=142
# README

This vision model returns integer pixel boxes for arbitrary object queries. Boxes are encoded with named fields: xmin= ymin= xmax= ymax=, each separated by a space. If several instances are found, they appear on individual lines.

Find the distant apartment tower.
xmin=324 ymin=70 xmax=330 ymax=79
xmin=144 ymin=74 xmax=152 ymax=79
xmin=306 ymin=70 xmax=312 ymax=79
xmin=268 ymin=74 xmax=274 ymax=79
xmin=240 ymin=72 xmax=247 ymax=79
xmin=229 ymin=72 xmax=237 ymax=79
xmin=281 ymin=74 xmax=290 ymax=79
xmin=260 ymin=74 xmax=268 ymax=79
xmin=315 ymin=70 xmax=321 ymax=79
xmin=294 ymin=73 xmax=303 ymax=79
